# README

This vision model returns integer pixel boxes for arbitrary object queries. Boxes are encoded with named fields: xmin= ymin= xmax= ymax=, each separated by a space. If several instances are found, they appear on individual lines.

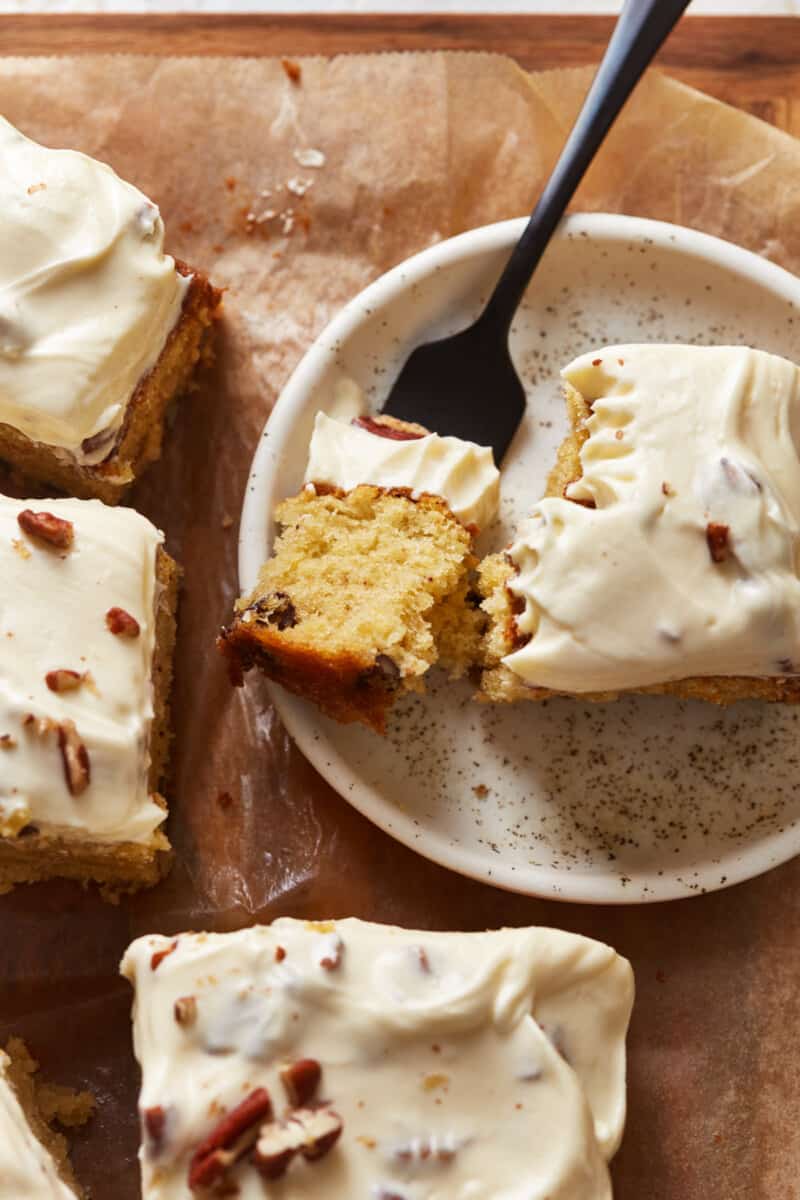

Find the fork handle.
xmin=480 ymin=0 xmax=692 ymax=336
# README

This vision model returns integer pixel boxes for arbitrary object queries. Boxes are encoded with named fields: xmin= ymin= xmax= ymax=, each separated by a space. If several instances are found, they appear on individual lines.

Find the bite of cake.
xmin=0 ymin=116 xmax=221 ymax=504
xmin=219 ymin=410 xmax=500 ymax=732
xmin=0 ymin=495 xmax=178 ymax=895
xmin=121 ymin=916 xmax=634 ymax=1199
xmin=0 ymin=1038 xmax=93 ymax=1199
xmin=480 ymin=344 xmax=800 ymax=704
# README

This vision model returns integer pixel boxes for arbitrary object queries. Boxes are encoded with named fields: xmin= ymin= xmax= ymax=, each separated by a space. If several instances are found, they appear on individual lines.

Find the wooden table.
xmin=3 ymin=14 xmax=800 ymax=135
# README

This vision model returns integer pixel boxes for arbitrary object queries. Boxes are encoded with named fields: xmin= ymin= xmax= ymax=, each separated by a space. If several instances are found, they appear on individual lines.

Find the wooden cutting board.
xmin=3 ymin=13 xmax=800 ymax=137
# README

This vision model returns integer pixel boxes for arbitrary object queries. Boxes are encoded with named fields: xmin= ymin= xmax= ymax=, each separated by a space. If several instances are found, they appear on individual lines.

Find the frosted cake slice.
xmin=481 ymin=344 xmax=800 ymax=704
xmin=219 ymin=411 xmax=500 ymax=732
xmin=0 ymin=495 xmax=178 ymax=893
xmin=121 ymin=916 xmax=634 ymax=1199
xmin=0 ymin=116 xmax=221 ymax=503
xmin=0 ymin=1038 xmax=94 ymax=1199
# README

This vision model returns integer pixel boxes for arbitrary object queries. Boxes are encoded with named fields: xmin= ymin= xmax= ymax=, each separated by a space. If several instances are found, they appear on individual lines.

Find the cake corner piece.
xmin=0 ymin=115 xmax=223 ymax=503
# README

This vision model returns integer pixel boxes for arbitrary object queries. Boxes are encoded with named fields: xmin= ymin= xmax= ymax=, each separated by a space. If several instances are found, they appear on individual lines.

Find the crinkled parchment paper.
xmin=0 ymin=52 xmax=799 ymax=1198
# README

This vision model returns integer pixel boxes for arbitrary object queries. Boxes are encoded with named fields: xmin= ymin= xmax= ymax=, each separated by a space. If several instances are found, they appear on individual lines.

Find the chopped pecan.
xmin=151 ymin=940 xmax=179 ymax=971
xmin=143 ymin=1105 xmax=167 ymax=1155
xmin=57 ymin=720 xmax=90 ymax=796
xmin=45 ymin=669 xmax=84 ymax=694
xmin=248 ymin=592 xmax=297 ymax=631
xmin=294 ymin=1107 xmax=343 ymax=1162
xmin=280 ymin=1058 xmax=321 ymax=1108
xmin=706 ymin=522 xmax=730 ymax=564
xmin=281 ymin=57 xmax=302 ymax=83
xmin=275 ymin=945 xmax=287 ymax=962
xmin=17 ymin=509 xmax=74 ymax=550
xmin=416 ymin=946 xmax=432 ymax=973
xmin=188 ymin=1088 xmax=273 ymax=1191
xmin=352 ymin=415 xmax=426 ymax=441
xmin=105 ymin=607 xmax=140 ymax=638
xmin=0 ymin=734 xmax=16 ymax=750
xmin=22 ymin=713 xmax=57 ymax=737
xmin=174 ymin=996 xmax=198 ymax=1027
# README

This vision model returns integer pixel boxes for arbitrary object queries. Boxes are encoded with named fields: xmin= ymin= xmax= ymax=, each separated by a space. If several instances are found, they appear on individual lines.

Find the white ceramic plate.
xmin=240 ymin=213 xmax=800 ymax=903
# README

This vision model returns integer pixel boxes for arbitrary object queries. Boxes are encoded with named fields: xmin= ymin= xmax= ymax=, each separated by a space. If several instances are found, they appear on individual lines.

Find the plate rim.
xmin=238 ymin=211 xmax=800 ymax=905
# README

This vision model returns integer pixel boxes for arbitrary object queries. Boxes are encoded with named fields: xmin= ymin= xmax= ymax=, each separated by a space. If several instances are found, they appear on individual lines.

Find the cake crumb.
xmin=11 ymin=538 xmax=30 ymax=560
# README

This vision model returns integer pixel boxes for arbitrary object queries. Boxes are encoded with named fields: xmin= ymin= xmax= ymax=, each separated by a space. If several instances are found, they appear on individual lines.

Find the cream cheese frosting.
xmin=0 ymin=495 xmax=165 ymax=844
xmin=0 ymin=1050 xmax=78 ymax=1200
xmin=304 ymin=410 xmax=501 ymax=530
xmin=0 ymin=116 xmax=187 ymax=464
xmin=504 ymin=344 xmax=800 ymax=693
xmin=121 ymin=917 xmax=634 ymax=1200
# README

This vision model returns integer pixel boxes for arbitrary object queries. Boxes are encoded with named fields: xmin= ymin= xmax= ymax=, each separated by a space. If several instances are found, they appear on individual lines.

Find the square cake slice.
xmin=219 ymin=412 xmax=500 ymax=732
xmin=0 ymin=116 xmax=222 ymax=504
xmin=480 ymin=344 xmax=800 ymax=704
xmin=121 ymin=917 xmax=634 ymax=1200
xmin=0 ymin=1038 xmax=93 ymax=1199
xmin=0 ymin=495 xmax=178 ymax=894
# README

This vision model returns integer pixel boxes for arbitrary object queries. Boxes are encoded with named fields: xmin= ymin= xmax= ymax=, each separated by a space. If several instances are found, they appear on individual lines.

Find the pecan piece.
xmin=352 ymin=415 xmax=426 ymax=441
xmin=280 ymin=1058 xmax=321 ymax=1108
xmin=174 ymin=996 xmax=198 ymax=1027
xmin=17 ymin=509 xmax=74 ymax=549
xmin=0 ymin=734 xmax=16 ymax=750
xmin=188 ymin=1088 xmax=273 ymax=1191
xmin=281 ymin=57 xmax=302 ymax=83
xmin=706 ymin=522 xmax=730 ymax=564
xmin=106 ymin=607 xmax=140 ymax=638
xmin=151 ymin=940 xmax=178 ymax=971
xmin=293 ymin=1107 xmax=344 ymax=1162
xmin=143 ymin=1105 xmax=167 ymax=1155
xmin=57 ymin=720 xmax=90 ymax=796
xmin=45 ymin=669 xmax=84 ymax=694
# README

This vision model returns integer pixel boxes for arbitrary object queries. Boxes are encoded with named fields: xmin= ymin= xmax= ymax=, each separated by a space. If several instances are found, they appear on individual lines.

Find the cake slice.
xmin=0 ymin=1038 xmax=93 ymax=1199
xmin=480 ymin=344 xmax=800 ymax=703
xmin=0 ymin=116 xmax=221 ymax=503
xmin=220 ymin=411 xmax=500 ymax=732
xmin=0 ymin=494 xmax=178 ymax=894
xmin=121 ymin=917 xmax=634 ymax=1200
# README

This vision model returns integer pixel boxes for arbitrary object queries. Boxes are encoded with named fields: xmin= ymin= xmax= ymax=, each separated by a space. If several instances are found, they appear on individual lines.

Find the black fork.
xmin=382 ymin=0 xmax=692 ymax=462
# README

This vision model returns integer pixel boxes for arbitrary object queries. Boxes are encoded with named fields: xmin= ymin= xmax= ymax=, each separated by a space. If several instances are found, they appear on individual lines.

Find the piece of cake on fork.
xmin=0 ymin=1038 xmax=93 ymax=1199
xmin=0 ymin=116 xmax=221 ymax=503
xmin=0 ymin=494 xmax=178 ymax=894
xmin=219 ymin=411 xmax=500 ymax=732
xmin=121 ymin=916 xmax=634 ymax=1199
xmin=480 ymin=344 xmax=800 ymax=704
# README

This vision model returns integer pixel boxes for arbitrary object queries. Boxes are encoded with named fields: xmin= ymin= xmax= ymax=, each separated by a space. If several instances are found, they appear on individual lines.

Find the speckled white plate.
xmin=240 ymin=213 xmax=800 ymax=903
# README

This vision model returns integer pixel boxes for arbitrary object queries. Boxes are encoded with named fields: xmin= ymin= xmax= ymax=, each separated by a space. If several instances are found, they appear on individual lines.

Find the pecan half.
xmin=706 ymin=522 xmax=730 ymax=564
xmin=57 ymin=720 xmax=90 ymax=796
xmin=280 ymin=1058 xmax=321 ymax=1108
xmin=252 ymin=1108 xmax=343 ymax=1180
xmin=352 ymin=415 xmax=426 ymax=441
xmin=45 ymin=669 xmax=84 ymax=694
xmin=151 ymin=940 xmax=178 ymax=971
xmin=17 ymin=509 xmax=74 ymax=550
xmin=188 ymin=1088 xmax=273 ymax=1191
xmin=174 ymin=996 xmax=198 ymax=1027
xmin=106 ymin=607 xmax=141 ymax=638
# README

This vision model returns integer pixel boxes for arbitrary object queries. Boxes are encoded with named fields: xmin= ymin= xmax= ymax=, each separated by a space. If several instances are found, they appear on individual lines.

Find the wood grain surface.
xmin=2 ymin=14 xmax=800 ymax=134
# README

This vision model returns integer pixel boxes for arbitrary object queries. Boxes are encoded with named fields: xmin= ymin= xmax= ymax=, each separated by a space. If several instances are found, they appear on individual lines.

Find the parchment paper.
xmin=0 ymin=53 xmax=799 ymax=1198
